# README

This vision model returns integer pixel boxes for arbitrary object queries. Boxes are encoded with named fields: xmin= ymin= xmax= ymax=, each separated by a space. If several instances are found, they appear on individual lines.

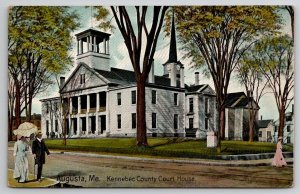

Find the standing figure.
xmin=32 ymin=132 xmax=50 ymax=182
xmin=13 ymin=136 xmax=29 ymax=183
xmin=272 ymin=136 xmax=287 ymax=167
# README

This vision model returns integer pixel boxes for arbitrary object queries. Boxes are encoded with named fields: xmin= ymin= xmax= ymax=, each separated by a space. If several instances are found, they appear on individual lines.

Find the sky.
xmin=32 ymin=6 xmax=293 ymax=121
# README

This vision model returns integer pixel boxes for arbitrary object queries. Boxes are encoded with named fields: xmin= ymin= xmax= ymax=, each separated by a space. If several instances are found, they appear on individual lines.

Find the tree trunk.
xmin=8 ymin=110 xmax=13 ymax=141
xmin=136 ymin=80 xmax=148 ymax=146
xmin=220 ymin=107 xmax=226 ymax=140
xmin=248 ymin=108 xmax=254 ymax=142
xmin=278 ymin=108 xmax=285 ymax=140
xmin=216 ymin=106 xmax=221 ymax=153
xmin=14 ymin=83 xmax=21 ymax=128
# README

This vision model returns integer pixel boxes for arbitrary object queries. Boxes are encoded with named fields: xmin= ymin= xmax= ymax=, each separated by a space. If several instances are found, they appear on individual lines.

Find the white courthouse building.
xmin=40 ymin=19 xmax=217 ymax=139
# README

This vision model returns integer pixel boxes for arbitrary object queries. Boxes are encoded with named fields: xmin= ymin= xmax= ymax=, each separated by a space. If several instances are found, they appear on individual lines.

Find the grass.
xmin=44 ymin=137 xmax=293 ymax=160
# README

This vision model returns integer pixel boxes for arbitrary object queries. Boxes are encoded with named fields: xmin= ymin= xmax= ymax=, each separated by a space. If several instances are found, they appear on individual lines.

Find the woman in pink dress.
xmin=272 ymin=137 xmax=287 ymax=167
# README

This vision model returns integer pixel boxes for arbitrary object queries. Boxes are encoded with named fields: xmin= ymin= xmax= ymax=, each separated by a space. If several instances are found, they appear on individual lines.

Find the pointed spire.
xmin=167 ymin=10 xmax=177 ymax=63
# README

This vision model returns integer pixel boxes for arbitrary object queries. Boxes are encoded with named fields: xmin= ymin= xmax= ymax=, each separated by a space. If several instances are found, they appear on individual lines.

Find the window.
xmin=117 ymin=114 xmax=121 ymax=129
xmin=287 ymin=136 xmax=291 ymax=144
xmin=275 ymin=126 xmax=278 ymax=132
xmin=259 ymin=131 xmax=262 ymax=137
xmin=131 ymin=90 xmax=136 ymax=105
xmin=117 ymin=93 xmax=121 ymax=105
xmin=205 ymin=118 xmax=209 ymax=130
xmin=287 ymin=125 xmax=291 ymax=132
xmin=205 ymin=98 xmax=209 ymax=114
xmin=152 ymin=113 xmax=157 ymax=128
xmin=174 ymin=114 xmax=178 ymax=129
xmin=174 ymin=93 xmax=178 ymax=106
xmin=80 ymin=74 xmax=85 ymax=84
xmin=152 ymin=90 xmax=157 ymax=104
xmin=132 ymin=113 xmax=136 ymax=129
xmin=286 ymin=116 xmax=292 ymax=122
xmin=189 ymin=118 xmax=194 ymax=129
xmin=189 ymin=98 xmax=194 ymax=112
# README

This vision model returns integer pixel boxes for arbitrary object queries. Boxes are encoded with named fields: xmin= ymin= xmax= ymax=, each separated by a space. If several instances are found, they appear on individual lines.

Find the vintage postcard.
xmin=8 ymin=5 xmax=294 ymax=188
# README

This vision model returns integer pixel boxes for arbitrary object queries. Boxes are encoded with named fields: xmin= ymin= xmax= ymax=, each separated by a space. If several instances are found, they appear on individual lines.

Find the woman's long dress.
xmin=272 ymin=142 xmax=287 ymax=167
xmin=13 ymin=140 xmax=29 ymax=182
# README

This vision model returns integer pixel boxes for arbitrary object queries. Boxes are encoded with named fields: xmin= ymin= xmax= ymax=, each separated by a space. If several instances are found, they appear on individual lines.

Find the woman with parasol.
xmin=12 ymin=122 xmax=38 ymax=182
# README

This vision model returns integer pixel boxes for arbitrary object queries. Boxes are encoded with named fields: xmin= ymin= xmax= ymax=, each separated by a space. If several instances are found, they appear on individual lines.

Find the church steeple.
xmin=162 ymin=11 xmax=184 ymax=88
xmin=167 ymin=11 xmax=177 ymax=63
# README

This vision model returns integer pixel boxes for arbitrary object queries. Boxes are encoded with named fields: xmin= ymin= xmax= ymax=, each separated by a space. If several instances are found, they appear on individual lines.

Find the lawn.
xmin=45 ymin=138 xmax=293 ymax=159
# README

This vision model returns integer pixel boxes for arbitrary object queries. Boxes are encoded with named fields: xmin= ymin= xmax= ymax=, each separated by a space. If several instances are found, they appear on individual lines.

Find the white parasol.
xmin=13 ymin=122 xmax=38 ymax=137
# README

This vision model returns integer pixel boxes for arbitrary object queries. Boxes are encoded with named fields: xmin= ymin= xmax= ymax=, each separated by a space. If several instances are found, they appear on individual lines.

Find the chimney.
xmin=148 ymin=61 xmax=154 ymax=83
xmin=60 ymin=77 xmax=65 ymax=88
xmin=195 ymin=72 xmax=199 ymax=85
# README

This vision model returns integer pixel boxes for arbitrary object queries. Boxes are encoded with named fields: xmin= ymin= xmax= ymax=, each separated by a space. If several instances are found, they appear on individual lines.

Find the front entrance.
xmin=100 ymin=115 xmax=106 ymax=134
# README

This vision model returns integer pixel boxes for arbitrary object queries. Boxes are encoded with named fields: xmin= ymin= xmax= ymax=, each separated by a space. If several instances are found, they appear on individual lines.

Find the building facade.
xmin=224 ymin=92 xmax=260 ymax=141
xmin=40 ymin=18 xmax=218 ymax=139
xmin=274 ymin=111 xmax=294 ymax=144
xmin=258 ymin=119 xmax=274 ymax=142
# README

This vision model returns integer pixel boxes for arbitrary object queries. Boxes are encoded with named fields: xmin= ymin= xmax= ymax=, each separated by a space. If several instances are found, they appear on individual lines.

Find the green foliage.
xmin=254 ymin=35 xmax=293 ymax=73
xmin=8 ymin=6 xmax=80 ymax=74
xmin=165 ymin=6 xmax=281 ymax=72
xmin=94 ymin=6 xmax=115 ymax=31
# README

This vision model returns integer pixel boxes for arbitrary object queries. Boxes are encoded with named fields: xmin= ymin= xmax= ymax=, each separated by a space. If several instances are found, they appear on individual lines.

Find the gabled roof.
xmin=59 ymin=63 xmax=109 ymax=92
xmin=225 ymin=92 xmax=246 ymax=107
xmin=186 ymin=84 xmax=207 ymax=92
xmin=258 ymin=120 xmax=273 ymax=128
xmin=94 ymin=67 xmax=172 ymax=87
xmin=225 ymin=92 xmax=260 ymax=109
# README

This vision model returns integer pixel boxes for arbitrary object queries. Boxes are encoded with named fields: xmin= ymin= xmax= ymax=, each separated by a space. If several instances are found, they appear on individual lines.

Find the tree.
xmin=95 ymin=6 xmax=168 ymax=146
xmin=283 ymin=6 xmax=294 ymax=40
xmin=8 ymin=6 xmax=79 ymax=139
xmin=255 ymin=35 xmax=294 ymax=140
xmin=170 ymin=6 xmax=280 ymax=150
xmin=236 ymin=51 xmax=268 ymax=142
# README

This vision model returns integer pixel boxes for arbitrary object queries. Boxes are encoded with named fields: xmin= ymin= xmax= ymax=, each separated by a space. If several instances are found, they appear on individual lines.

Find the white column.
xmin=78 ymin=116 xmax=81 ymax=135
xmin=78 ymin=96 xmax=81 ymax=114
xmin=93 ymin=36 xmax=97 ymax=52
xmin=77 ymin=40 xmax=80 ymax=55
xmin=96 ymin=93 xmax=100 ymax=135
xmin=80 ymin=39 xmax=83 ymax=54
xmin=103 ymin=38 xmax=106 ymax=54
xmin=106 ymin=39 xmax=109 ymax=54
xmin=180 ymin=67 xmax=184 ymax=88
xmin=68 ymin=115 xmax=72 ymax=136
xmin=87 ymin=36 xmax=90 ymax=52
xmin=105 ymin=92 xmax=110 ymax=136
xmin=87 ymin=95 xmax=90 ymax=113
xmin=90 ymin=36 xmax=93 ymax=51
xmin=86 ymin=114 xmax=89 ymax=134
xmin=69 ymin=98 xmax=72 ymax=114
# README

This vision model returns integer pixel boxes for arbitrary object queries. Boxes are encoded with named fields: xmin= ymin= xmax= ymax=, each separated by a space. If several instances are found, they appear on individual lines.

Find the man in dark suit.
xmin=32 ymin=131 xmax=50 ymax=182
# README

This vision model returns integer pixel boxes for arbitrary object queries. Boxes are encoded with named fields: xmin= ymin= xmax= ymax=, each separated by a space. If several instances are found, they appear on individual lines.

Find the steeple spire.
xmin=167 ymin=11 xmax=177 ymax=63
